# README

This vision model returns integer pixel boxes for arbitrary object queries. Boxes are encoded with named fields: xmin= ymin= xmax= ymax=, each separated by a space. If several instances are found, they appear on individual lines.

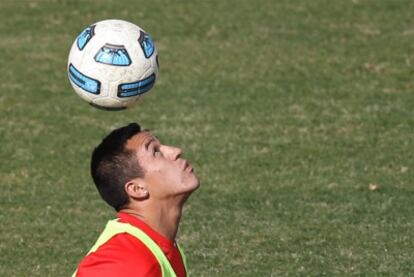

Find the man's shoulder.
xmin=76 ymin=233 xmax=161 ymax=277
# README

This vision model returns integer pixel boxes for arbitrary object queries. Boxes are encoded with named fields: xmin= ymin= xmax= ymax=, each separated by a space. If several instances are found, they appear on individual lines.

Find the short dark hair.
xmin=91 ymin=123 xmax=144 ymax=211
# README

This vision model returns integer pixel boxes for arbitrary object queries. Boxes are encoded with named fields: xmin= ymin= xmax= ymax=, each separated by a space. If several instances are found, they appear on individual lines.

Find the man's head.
xmin=91 ymin=123 xmax=199 ymax=211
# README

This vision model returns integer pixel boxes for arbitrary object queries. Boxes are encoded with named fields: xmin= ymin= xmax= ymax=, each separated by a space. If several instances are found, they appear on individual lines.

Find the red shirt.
xmin=75 ymin=212 xmax=186 ymax=277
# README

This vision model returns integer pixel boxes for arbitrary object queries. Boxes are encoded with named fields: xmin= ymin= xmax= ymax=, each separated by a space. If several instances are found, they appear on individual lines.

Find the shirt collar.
xmin=117 ymin=212 xmax=176 ymax=249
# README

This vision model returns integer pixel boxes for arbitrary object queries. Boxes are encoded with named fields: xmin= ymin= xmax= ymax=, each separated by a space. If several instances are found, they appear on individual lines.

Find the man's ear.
xmin=124 ymin=179 xmax=149 ymax=200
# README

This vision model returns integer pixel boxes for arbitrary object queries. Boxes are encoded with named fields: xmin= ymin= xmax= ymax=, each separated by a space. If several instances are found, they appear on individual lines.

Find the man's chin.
xmin=188 ymin=174 xmax=200 ymax=191
xmin=178 ymin=177 xmax=200 ymax=197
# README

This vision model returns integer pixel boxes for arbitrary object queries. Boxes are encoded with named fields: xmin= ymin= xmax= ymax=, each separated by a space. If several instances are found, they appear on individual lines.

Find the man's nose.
xmin=161 ymin=145 xmax=182 ymax=160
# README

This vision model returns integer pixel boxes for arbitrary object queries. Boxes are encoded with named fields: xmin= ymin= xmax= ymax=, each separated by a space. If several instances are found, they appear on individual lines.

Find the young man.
xmin=73 ymin=123 xmax=200 ymax=277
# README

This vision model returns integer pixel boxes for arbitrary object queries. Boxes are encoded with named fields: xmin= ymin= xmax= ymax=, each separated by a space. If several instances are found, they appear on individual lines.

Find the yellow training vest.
xmin=72 ymin=219 xmax=188 ymax=277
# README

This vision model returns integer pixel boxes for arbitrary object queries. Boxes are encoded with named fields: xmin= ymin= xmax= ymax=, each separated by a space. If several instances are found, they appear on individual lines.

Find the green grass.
xmin=1 ymin=0 xmax=414 ymax=276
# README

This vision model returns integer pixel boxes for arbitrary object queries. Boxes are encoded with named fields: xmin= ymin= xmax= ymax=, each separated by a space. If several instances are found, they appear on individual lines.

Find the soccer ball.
xmin=67 ymin=19 xmax=159 ymax=110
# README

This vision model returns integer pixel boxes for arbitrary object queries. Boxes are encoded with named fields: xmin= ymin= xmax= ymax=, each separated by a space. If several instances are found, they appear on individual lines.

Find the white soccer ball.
xmin=67 ymin=19 xmax=159 ymax=110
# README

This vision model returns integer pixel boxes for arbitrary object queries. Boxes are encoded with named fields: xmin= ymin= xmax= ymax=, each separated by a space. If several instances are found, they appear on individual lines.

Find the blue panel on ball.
xmin=117 ymin=74 xmax=156 ymax=98
xmin=138 ymin=31 xmax=155 ymax=58
xmin=77 ymin=25 xmax=95 ymax=50
xmin=68 ymin=63 xmax=101 ymax=94
xmin=94 ymin=44 xmax=131 ymax=66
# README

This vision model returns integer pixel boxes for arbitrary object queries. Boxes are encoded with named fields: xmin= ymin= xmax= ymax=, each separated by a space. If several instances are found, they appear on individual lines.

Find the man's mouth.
xmin=182 ymin=160 xmax=193 ymax=173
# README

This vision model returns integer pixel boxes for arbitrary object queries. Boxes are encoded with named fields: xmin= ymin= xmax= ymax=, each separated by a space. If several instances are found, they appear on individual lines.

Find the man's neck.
xmin=119 ymin=200 xmax=183 ymax=242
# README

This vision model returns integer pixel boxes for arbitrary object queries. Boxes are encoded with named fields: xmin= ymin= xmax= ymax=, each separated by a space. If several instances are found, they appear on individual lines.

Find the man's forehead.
xmin=126 ymin=131 xmax=157 ymax=150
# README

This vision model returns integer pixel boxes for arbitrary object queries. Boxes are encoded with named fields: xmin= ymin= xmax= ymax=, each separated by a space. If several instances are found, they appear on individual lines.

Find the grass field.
xmin=1 ymin=0 xmax=414 ymax=276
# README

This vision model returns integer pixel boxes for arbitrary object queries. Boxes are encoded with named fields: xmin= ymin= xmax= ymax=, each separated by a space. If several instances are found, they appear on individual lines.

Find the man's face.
xmin=126 ymin=131 xmax=200 ymax=198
